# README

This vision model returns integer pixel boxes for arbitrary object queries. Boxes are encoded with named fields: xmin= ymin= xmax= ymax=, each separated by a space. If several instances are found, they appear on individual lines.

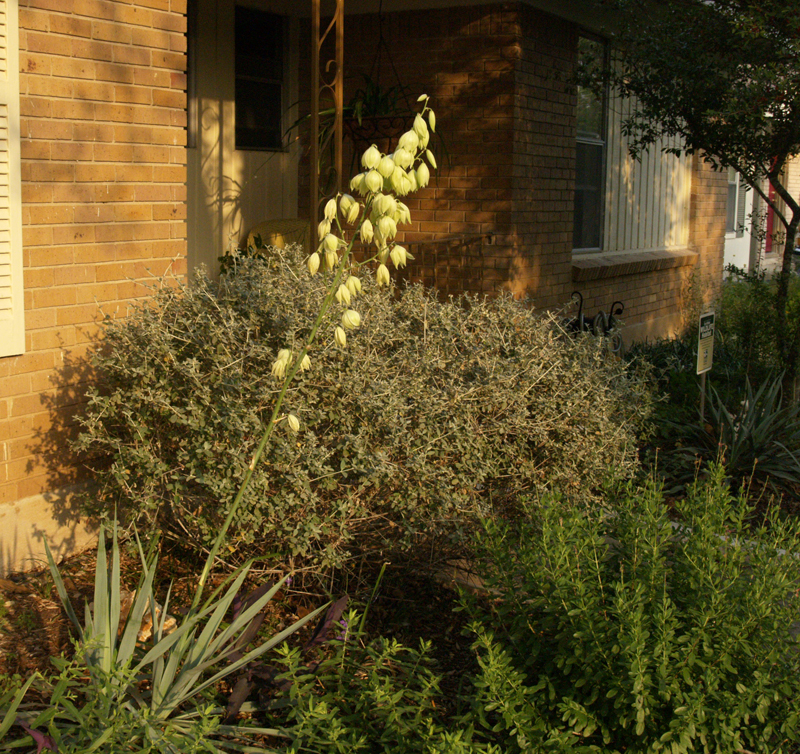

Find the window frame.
xmin=573 ymin=34 xmax=609 ymax=253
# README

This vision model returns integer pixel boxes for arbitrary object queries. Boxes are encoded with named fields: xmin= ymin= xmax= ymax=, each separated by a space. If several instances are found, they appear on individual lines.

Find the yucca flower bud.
xmin=426 ymin=149 xmax=437 ymax=169
xmin=378 ymin=154 xmax=395 ymax=178
xmin=417 ymin=93 xmax=428 ymax=102
xmin=342 ymin=309 xmax=361 ymax=330
xmin=345 ymin=275 xmax=362 ymax=297
xmin=416 ymin=162 xmax=430 ymax=188
xmin=299 ymin=354 xmax=311 ymax=372
xmin=413 ymin=114 xmax=428 ymax=141
xmin=378 ymin=215 xmax=397 ymax=240
xmin=287 ymin=414 xmax=300 ymax=432
xmin=307 ymin=252 xmax=321 ymax=276
xmin=398 ymin=130 xmax=419 ymax=153
xmin=419 ymin=129 xmax=430 ymax=149
xmin=390 ymin=245 xmax=408 ymax=269
xmin=360 ymin=218 xmax=374 ymax=244
xmin=365 ymin=169 xmax=383 ymax=194
xmin=318 ymin=219 xmax=331 ymax=239
xmin=376 ymin=263 xmax=391 ymax=287
xmin=393 ymin=148 xmax=413 ymax=169
xmin=335 ymin=283 xmax=351 ymax=306
xmin=428 ymin=110 xmax=436 ymax=132
xmin=335 ymin=326 xmax=347 ymax=348
xmin=323 ymin=233 xmax=339 ymax=252
xmin=361 ymin=144 xmax=381 ymax=170
xmin=324 ymin=198 xmax=337 ymax=221
xmin=325 ymin=248 xmax=338 ymax=271
xmin=377 ymin=247 xmax=390 ymax=264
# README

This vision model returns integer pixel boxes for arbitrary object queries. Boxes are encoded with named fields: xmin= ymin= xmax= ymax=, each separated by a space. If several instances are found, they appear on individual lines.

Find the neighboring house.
xmin=0 ymin=0 xmax=727 ymax=574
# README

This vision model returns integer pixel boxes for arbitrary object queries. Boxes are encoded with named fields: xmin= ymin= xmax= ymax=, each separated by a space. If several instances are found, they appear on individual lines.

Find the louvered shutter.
xmin=0 ymin=0 xmax=23 ymax=357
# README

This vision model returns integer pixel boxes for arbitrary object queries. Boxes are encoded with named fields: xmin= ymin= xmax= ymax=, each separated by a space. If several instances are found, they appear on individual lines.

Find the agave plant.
xmin=674 ymin=374 xmax=800 ymax=493
xmin=1 ymin=524 xmax=324 ymax=753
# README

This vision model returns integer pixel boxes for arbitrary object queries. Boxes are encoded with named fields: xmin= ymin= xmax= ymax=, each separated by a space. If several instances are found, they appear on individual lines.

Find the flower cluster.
xmin=271 ymin=94 xmax=437 ymax=432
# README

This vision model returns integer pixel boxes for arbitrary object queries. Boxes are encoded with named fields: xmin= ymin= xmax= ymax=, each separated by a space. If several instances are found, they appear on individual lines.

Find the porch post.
xmin=310 ymin=0 xmax=344 ymax=254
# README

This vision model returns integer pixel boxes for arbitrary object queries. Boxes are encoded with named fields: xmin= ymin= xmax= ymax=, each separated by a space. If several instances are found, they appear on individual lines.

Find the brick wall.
xmin=1 ymin=0 xmax=187 ymax=510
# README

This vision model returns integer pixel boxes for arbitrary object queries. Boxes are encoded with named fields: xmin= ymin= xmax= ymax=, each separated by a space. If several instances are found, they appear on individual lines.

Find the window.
xmin=726 ymin=167 xmax=747 ymax=238
xmin=0 ymin=0 xmax=24 ymax=357
xmin=235 ymin=6 xmax=284 ymax=151
xmin=573 ymin=36 xmax=607 ymax=251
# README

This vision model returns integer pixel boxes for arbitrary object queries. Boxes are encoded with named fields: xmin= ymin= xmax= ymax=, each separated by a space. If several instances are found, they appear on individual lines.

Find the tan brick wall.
xmin=0 ymin=0 xmax=187 ymax=509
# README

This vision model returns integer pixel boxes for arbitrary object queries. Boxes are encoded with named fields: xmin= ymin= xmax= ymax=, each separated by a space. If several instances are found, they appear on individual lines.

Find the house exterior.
xmin=0 ymin=0 xmax=726 ymax=575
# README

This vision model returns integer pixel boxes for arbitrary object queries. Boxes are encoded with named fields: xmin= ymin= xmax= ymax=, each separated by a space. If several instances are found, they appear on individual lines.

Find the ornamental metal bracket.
xmin=310 ymin=0 xmax=344 ymax=254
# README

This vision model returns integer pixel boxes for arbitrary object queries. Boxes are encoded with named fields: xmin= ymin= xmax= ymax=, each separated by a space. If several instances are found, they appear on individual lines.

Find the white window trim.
xmin=0 ymin=0 xmax=24 ymax=358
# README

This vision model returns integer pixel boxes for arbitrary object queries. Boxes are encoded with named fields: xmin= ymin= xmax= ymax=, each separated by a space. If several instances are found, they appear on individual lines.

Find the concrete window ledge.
xmin=572 ymin=248 xmax=698 ymax=282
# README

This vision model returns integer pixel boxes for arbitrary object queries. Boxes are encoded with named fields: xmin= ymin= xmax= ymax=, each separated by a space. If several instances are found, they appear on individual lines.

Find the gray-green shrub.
xmin=76 ymin=245 xmax=651 ymax=570
xmin=466 ymin=466 xmax=800 ymax=753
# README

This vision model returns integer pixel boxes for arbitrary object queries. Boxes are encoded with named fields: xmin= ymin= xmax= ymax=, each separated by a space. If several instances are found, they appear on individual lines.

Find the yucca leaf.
xmin=43 ymin=539 xmax=83 ymax=639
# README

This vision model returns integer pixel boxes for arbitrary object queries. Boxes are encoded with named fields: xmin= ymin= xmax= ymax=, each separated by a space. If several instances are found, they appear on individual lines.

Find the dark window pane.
xmin=235 ymin=6 xmax=284 ymax=151
xmin=574 ymin=141 xmax=604 ymax=249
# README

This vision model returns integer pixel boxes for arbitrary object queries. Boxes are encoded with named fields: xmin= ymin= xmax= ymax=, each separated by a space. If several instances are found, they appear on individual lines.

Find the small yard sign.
xmin=696 ymin=311 xmax=715 ymax=375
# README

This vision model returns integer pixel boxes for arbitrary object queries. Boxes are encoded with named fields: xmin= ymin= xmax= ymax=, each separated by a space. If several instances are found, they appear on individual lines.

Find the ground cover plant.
xmin=74 ymin=246 xmax=652 ymax=573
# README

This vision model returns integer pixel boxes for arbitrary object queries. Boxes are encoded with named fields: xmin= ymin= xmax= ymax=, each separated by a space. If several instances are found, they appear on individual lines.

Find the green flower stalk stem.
xmin=192 ymin=94 xmax=437 ymax=608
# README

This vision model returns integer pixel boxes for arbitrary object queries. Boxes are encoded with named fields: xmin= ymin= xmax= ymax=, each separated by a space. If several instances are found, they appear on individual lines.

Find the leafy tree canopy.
xmin=591 ymin=0 xmax=800 ymax=381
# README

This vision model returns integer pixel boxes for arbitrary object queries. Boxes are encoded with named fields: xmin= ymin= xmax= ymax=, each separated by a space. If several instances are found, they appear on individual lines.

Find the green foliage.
xmin=0 ymin=523 xmax=322 ymax=752
xmin=275 ymin=612 xmax=498 ymax=754
xmin=76 ymin=246 xmax=652 ymax=570
xmin=465 ymin=467 xmax=800 ymax=753
xmin=672 ymin=375 xmax=800 ymax=495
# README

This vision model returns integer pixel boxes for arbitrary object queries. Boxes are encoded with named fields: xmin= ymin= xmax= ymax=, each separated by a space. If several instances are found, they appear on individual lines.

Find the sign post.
xmin=696 ymin=311 xmax=715 ymax=420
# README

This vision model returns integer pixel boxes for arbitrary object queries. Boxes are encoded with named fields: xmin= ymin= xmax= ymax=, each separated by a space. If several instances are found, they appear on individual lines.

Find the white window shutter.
xmin=0 ymin=0 xmax=23 ymax=358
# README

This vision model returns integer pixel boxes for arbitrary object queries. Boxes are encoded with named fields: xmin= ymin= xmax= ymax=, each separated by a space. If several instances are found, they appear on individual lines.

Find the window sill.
xmin=572 ymin=248 xmax=698 ymax=282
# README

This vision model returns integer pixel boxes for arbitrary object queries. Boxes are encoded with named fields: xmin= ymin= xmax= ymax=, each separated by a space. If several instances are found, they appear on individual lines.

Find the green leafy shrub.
xmin=76 ymin=245 xmax=651 ymax=570
xmin=465 ymin=467 xmax=800 ymax=753
xmin=275 ymin=612 xmax=498 ymax=754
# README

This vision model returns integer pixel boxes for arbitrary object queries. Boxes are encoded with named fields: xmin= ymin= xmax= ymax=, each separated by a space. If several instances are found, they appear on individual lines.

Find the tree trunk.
xmin=776 ymin=211 xmax=800 ymax=399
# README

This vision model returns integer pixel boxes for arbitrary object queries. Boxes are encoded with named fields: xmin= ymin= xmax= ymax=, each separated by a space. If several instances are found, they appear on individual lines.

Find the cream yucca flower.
xmin=299 ymin=354 xmax=311 ymax=372
xmin=345 ymin=275 xmax=362 ymax=297
xmin=365 ymin=169 xmax=383 ymax=194
xmin=318 ymin=219 xmax=331 ymax=239
xmin=346 ymin=200 xmax=360 ymax=225
xmin=307 ymin=252 xmax=321 ymax=276
xmin=360 ymin=218 xmax=374 ymax=244
xmin=325 ymin=248 xmax=338 ymax=271
xmin=361 ymin=144 xmax=381 ymax=170
xmin=350 ymin=172 xmax=365 ymax=194
xmin=287 ymin=414 xmax=300 ymax=432
xmin=271 ymin=349 xmax=291 ymax=380
xmin=335 ymin=283 xmax=351 ymax=306
xmin=323 ymin=233 xmax=339 ymax=252
xmin=396 ymin=202 xmax=411 ymax=225
xmin=376 ymin=263 xmax=391 ymax=287
xmin=342 ymin=309 xmax=361 ymax=330
xmin=378 ymin=154 xmax=395 ymax=178
xmin=377 ymin=247 xmax=390 ymax=264
xmin=324 ymin=198 xmax=338 ymax=221
xmin=398 ymin=130 xmax=419 ymax=153
xmin=393 ymin=147 xmax=413 ymax=170
xmin=377 ymin=215 xmax=397 ymax=240
xmin=416 ymin=162 xmax=430 ymax=188
xmin=335 ymin=326 xmax=347 ymax=348
xmin=390 ymin=245 xmax=408 ymax=269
